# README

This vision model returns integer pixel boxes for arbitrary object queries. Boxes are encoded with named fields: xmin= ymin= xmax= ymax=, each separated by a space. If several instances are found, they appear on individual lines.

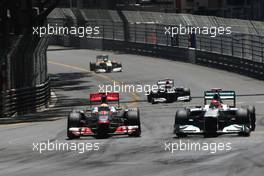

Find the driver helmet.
xmin=100 ymin=103 xmax=108 ymax=107
xmin=210 ymin=99 xmax=221 ymax=109
xmin=165 ymin=80 xmax=172 ymax=89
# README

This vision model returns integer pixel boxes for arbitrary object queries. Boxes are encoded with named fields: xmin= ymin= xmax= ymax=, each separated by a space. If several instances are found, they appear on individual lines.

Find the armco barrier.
xmin=79 ymin=38 xmax=264 ymax=80
xmin=1 ymin=34 xmax=50 ymax=118
xmin=100 ymin=39 xmax=190 ymax=62
xmin=0 ymin=79 xmax=50 ymax=117
xmin=196 ymin=51 xmax=264 ymax=80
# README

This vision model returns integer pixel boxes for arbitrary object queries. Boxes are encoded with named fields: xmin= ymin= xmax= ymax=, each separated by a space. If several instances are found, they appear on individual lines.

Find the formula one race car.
xmin=147 ymin=79 xmax=191 ymax=104
xmin=174 ymin=88 xmax=256 ymax=138
xmin=67 ymin=92 xmax=141 ymax=139
xmin=90 ymin=55 xmax=122 ymax=73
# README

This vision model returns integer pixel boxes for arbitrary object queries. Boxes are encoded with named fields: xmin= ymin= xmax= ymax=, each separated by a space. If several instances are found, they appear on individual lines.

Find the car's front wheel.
xmin=90 ymin=62 xmax=96 ymax=71
xmin=236 ymin=108 xmax=251 ymax=137
xmin=174 ymin=110 xmax=188 ymax=137
xmin=67 ymin=112 xmax=81 ymax=139
xmin=147 ymin=92 xmax=152 ymax=103
xmin=127 ymin=109 xmax=141 ymax=137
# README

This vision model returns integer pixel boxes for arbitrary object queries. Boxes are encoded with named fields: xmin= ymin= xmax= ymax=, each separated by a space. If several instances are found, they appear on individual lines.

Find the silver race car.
xmin=174 ymin=89 xmax=256 ymax=137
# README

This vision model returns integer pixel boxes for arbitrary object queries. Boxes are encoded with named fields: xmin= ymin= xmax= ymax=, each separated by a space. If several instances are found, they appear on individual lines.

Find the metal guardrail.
xmin=0 ymin=79 xmax=50 ymax=118
xmin=0 ymin=34 xmax=50 ymax=118
xmin=196 ymin=33 xmax=264 ymax=62
xmin=125 ymin=23 xmax=264 ymax=62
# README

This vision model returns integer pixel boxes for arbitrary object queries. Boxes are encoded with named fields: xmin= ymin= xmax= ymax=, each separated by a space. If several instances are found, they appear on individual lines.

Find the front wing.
xmin=69 ymin=125 xmax=139 ymax=137
xmin=95 ymin=67 xmax=122 ymax=73
xmin=152 ymin=95 xmax=191 ymax=103
xmin=175 ymin=124 xmax=250 ymax=135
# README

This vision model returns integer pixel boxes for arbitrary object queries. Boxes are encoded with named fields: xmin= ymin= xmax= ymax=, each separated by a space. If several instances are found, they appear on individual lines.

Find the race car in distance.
xmin=90 ymin=55 xmax=122 ymax=73
xmin=146 ymin=79 xmax=191 ymax=104
xmin=174 ymin=88 xmax=256 ymax=138
xmin=67 ymin=92 xmax=141 ymax=139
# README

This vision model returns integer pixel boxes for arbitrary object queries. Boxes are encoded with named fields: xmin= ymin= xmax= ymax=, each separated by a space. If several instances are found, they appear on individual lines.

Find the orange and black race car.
xmin=67 ymin=92 xmax=141 ymax=139
xmin=90 ymin=55 xmax=122 ymax=73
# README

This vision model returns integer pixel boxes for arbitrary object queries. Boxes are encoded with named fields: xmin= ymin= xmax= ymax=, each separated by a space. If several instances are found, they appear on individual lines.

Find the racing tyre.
xmin=90 ymin=62 xmax=96 ymax=71
xmin=236 ymin=109 xmax=251 ymax=137
xmin=174 ymin=110 xmax=188 ymax=137
xmin=247 ymin=106 xmax=256 ymax=131
xmin=67 ymin=112 xmax=81 ymax=139
xmin=183 ymin=88 xmax=191 ymax=102
xmin=127 ymin=109 xmax=141 ymax=137
xmin=238 ymin=131 xmax=250 ymax=137
xmin=119 ymin=109 xmax=126 ymax=118
xmin=117 ymin=63 xmax=122 ymax=72
xmin=151 ymin=97 xmax=157 ymax=104
xmin=236 ymin=108 xmax=250 ymax=124
xmin=183 ymin=88 xmax=190 ymax=95
xmin=147 ymin=93 xmax=152 ymax=103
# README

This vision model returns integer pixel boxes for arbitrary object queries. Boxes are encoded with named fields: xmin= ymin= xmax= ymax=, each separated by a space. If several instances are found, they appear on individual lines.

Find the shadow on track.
xmin=50 ymin=72 xmax=93 ymax=91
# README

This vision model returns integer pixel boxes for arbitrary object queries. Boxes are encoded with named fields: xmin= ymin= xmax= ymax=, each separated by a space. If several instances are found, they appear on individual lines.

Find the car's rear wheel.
xmin=127 ymin=109 xmax=141 ymax=137
xmin=183 ymin=88 xmax=191 ymax=102
xmin=183 ymin=88 xmax=190 ymax=95
xmin=67 ymin=112 xmax=81 ymax=139
xmin=117 ymin=63 xmax=122 ymax=70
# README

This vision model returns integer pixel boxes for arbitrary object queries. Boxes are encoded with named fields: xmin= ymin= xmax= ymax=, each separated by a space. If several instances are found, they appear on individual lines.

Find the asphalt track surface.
xmin=1 ymin=48 xmax=264 ymax=176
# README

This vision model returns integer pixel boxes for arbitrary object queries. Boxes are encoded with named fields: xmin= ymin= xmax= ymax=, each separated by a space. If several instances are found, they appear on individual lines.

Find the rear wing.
xmin=157 ymin=79 xmax=174 ymax=86
xmin=90 ymin=92 xmax=120 ymax=107
xmin=204 ymin=90 xmax=236 ymax=107
xmin=96 ymin=55 xmax=109 ymax=61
